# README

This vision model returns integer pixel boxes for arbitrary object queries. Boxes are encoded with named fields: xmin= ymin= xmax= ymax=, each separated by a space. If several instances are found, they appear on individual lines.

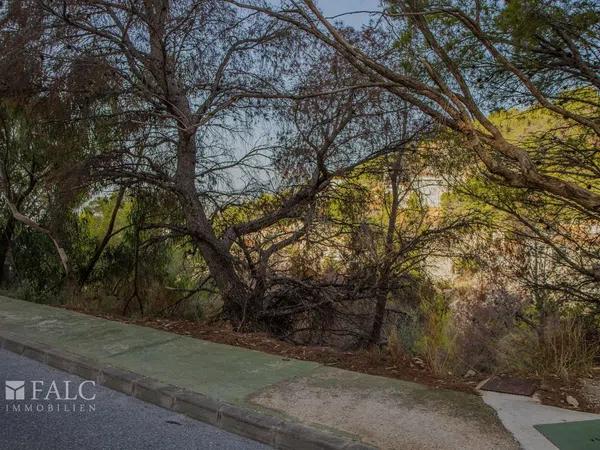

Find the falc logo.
xmin=4 ymin=380 xmax=96 ymax=401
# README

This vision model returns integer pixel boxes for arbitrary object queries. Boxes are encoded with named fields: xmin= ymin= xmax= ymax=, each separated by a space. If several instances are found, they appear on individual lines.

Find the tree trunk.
xmin=175 ymin=130 xmax=253 ymax=324
xmin=78 ymin=187 xmax=125 ymax=287
xmin=368 ymin=152 xmax=402 ymax=345
xmin=369 ymin=283 xmax=389 ymax=345
xmin=0 ymin=216 xmax=15 ymax=286
xmin=142 ymin=1 xmax=255 ymax=325
xmin=196 ymin=238 xmax=254 ymax=321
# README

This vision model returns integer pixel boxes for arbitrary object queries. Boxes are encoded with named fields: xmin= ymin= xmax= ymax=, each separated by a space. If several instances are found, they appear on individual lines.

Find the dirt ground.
xmin=61 ymin=304 xmax=600 ymax=414
xmin=251 ymin=366 xmax=520 ymax=450
xmin=536 ymin=370 xmax=600 ymax=413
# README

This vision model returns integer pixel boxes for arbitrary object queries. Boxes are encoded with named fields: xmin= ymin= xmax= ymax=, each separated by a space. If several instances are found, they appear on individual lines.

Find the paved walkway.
xmin=481 ymin=391 xmax=599 ymax=450
xmin=0 ymin=296 xmax=520 ymax=449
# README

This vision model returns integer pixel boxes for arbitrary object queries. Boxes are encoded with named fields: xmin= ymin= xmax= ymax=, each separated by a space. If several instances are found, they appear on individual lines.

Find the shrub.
xmin=387 ymin=325 xmax=407 ymax=364
xmin=10 ymin=280 xmax=59 ymax=305
xmin=415 ymin=293 xmax=457 ymax=375
xmin=498 ymin=316 xmax=598 ymax=380
xmin=386 ymin=311 xmax=420 ymax=361
xmin=452 ymin=284 xmax=524 ymax=373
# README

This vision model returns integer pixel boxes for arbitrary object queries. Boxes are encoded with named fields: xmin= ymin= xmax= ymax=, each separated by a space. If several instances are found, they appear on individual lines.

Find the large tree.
xmin=234 ymin=0 xmax=600 ymax=213
xmin=37 ymin=0 xmax=418 ymax=325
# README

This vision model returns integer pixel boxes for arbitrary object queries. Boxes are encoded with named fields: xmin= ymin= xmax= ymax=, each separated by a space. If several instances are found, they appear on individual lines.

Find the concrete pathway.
xmin=0 ymin=296 xmax=520 ymax=449
xmin=481 ymin=391 xmax=600 ymax=450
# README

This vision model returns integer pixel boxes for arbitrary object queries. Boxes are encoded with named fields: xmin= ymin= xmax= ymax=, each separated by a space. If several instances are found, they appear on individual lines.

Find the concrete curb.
xmin=0 ymin=330 xmax=377 ymax=450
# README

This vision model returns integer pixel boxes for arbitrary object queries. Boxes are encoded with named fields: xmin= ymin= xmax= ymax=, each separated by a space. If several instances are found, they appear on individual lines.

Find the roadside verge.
xmin=0 ymin=329 xmax=374 ymax=450
xmin=0 ymin=296 xmax=520 ymax=449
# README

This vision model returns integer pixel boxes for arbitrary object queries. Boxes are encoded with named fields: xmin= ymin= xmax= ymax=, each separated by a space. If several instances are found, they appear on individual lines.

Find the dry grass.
xmin=498 ymin=317 xmax=598 ymax=380
xmin=387 ymin=326 xmax=407 ymax=365
xmin=415 ymin=295 xmax=457 ymax=376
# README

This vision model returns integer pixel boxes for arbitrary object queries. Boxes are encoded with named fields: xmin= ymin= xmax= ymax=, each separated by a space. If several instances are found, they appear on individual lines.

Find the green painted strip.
xmin=0 ymin=295 xmax=319 ymax=404
xmin=534 ymin=420 xmax=600 ymax=450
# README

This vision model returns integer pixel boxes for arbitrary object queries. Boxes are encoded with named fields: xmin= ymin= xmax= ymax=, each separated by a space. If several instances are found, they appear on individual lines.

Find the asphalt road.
xmin=0 ymin=348 xmax=271 ymax=450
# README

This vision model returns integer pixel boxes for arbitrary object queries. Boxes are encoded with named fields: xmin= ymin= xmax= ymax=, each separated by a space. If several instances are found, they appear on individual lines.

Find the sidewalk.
xmin=0 ymin=295 xmax=518 ymax=449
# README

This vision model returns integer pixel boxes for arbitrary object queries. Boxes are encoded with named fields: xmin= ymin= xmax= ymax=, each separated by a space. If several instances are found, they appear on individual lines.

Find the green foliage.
xmin=11 ymin=228 xmax=64 ymax=293
xmin=497 ymin=0 xmax=599 ymax=48
xmin=415 ymin=293 xmax=456 ymax=375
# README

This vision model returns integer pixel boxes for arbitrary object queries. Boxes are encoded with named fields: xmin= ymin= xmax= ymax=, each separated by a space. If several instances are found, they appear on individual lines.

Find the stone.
xmin=218 ymin=404 xmax=283 ymax=445
xmin=173 ymin=391 xmax=220 ymax=425
xmin=413 ymin=357 xmax=425 ymax=367
xmin=566 ymin=395 xmax=579 ymax=408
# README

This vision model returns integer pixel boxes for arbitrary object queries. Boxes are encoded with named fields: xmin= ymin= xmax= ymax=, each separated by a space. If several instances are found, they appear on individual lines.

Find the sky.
xmin=228 ymin=0 xmax=386 ymax=191
xmin=316 ymin=0 xmax=383 ymax=29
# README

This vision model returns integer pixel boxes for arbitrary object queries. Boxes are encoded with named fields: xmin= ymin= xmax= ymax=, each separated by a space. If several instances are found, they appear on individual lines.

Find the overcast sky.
xmin=317 ymin=0 xmax=383 ymax=29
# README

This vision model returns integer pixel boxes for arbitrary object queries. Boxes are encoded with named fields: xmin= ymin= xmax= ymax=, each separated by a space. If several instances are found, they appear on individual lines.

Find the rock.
xmin=464 ymin=369 xmax=476 ymax=378
xmin=566 ymin=395 xmax=579 ymax=408
xmin=413 ymin=357 xmax=425 ymax=368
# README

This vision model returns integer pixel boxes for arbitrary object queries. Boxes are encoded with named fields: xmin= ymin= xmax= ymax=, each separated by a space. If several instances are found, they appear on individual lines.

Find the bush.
xmin=386 ymin=311 xmax=420 ymax=362
xmin=498 ymin=316 xmax=598 ymax=380
xmin=415 ymin=293 xmax=457 ymax=375
xmin=10 ymin=280 xmax=60 ymax=305
xmin=452 ymin=284 xmax=524 ymax=373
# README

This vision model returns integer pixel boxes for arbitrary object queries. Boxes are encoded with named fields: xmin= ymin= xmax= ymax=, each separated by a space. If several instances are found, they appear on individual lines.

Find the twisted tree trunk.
xmin=175 ymin=130 xmax=253 ymax=323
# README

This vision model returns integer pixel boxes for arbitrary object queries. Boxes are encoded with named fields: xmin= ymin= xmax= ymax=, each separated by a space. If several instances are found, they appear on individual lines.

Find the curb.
xmin=0 ymin=330 xmax=377 ymax=450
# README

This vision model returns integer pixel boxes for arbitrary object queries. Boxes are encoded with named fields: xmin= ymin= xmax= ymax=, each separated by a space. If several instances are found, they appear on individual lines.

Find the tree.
xmin=234 ymin=0 xmax=600 ymax=213
xmin=0 ymin=2 xmax=138 ymax=290
xmin=37 ymin=0 xmax=429 ymax=326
